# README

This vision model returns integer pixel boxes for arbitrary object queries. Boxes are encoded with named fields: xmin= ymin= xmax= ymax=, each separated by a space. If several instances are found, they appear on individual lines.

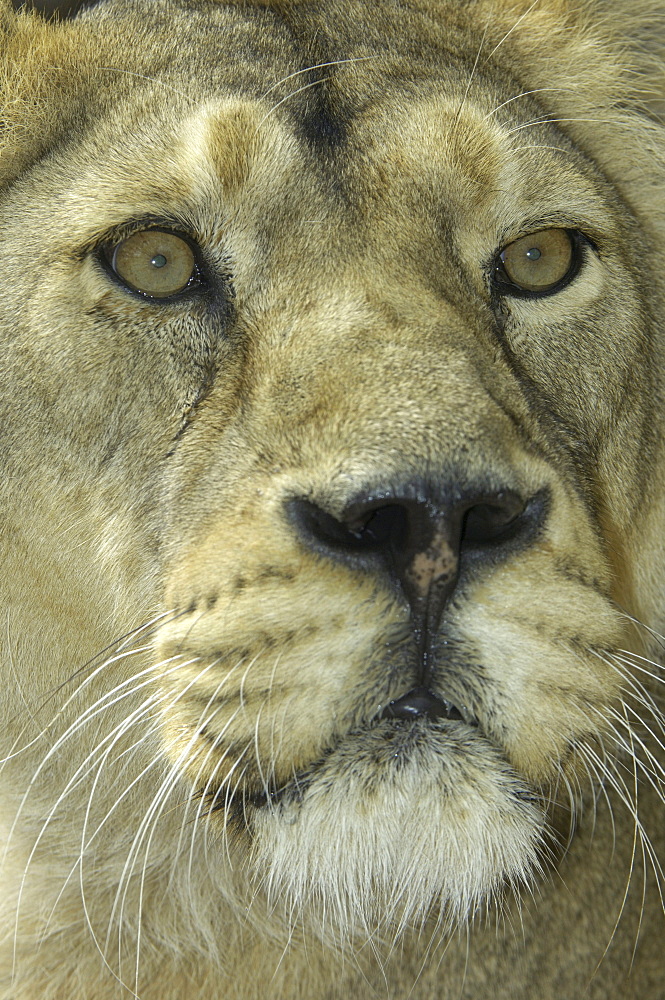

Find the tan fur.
xmin=1 ymin=0 xmax=665 ymax=997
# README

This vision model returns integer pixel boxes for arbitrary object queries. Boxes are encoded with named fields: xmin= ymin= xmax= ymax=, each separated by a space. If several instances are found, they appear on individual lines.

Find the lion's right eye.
xmin=109 ymin=229 xmax=200 ymax=299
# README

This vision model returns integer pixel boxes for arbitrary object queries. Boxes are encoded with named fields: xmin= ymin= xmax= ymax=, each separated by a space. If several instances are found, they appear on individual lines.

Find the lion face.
xmin=1 ymin=0 xmax=664 ymax=981
xmin=146 ymin=92 xmax=641 ymax=934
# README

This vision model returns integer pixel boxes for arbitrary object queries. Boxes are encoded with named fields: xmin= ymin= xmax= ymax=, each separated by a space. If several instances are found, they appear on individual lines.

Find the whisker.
xmin=506 ymin=116 xmax=661 ymax=137
xmin=592 ymin=650 xmax=665 ymax=742
xmin=104 ymin=658 xmax=225 ymax=963
xmin=616 ymin=610 xmax=665 ymax=651
xmin=482 ymin=88 xmax=574 ymax=121
xmin=168 ymin=658 xmax=250 ymax=888
xmin=614 ymin=648 xmax=665 ymax=685
xmin=0 ymin=610 xmax=185 ymax=765
xmin=254 ymin=77 xmax=329 ymax=135
xmin=3 ymin=652 xmax=194 ymax=865
xmin=258 ymin=56 xmax=375 ymax=101
xmin=452 ymin=18 xmax=490 ymax=126
xmin=483 ymin=1 xmax=542 ymax=64
xmin=78 ymin=715 xmax=165 ymax=998
xmin=2 ymin=654 xmax=187 ymax=870
xmin=11 ymin=682 xmax=171 ymax=986
xmin=576 ymin=742 xmax=640 ymax=964
xmin=44 ymin=721 xmax=164 ymax=939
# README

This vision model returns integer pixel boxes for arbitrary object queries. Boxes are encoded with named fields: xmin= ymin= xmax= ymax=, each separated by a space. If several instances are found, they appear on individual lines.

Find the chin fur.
xmin=248 ymin=721 xmax=544 ymax=946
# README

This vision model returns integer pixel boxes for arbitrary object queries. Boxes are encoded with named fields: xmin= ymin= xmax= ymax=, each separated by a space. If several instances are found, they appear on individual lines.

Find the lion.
xmin=0 ymin=0 xmax=664 ymax=996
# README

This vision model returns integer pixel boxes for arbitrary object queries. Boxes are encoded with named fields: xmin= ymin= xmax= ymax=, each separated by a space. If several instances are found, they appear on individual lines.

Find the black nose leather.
xmin=287 ymin=481 xmax=532 ymax=632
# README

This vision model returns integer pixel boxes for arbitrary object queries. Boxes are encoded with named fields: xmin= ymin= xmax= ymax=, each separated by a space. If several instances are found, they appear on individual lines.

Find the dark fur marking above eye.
xmin=300 ymin=101 xmax=347 ymax=149
xmin=294 ymin=70 xmax=348 ymax=150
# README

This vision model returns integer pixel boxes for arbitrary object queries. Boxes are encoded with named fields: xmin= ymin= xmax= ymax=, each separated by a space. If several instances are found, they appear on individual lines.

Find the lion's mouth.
xmin=378 ymin=685 xmax=477 ymax=725
xmin=237 ymin=700 xmax=481 ymax=813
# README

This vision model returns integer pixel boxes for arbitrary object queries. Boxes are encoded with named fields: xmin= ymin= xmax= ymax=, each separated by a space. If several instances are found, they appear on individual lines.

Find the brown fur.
xmin=1 ymin=0 xmax=664 ymax=997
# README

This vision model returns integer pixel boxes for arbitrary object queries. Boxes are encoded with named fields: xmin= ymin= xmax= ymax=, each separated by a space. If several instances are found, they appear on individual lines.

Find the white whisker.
xmin=254 ymin=77 xmax=329 ymax=135
xmin=258 ymin=57 xmax=375 ymax=101
xmin=483 ymin=1 xmax=542 ymax=63
xmin=482 ymin=88 xmax=573 ymax=121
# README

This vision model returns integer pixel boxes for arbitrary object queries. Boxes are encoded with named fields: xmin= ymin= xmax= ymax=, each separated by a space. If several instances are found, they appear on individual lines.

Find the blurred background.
xmin=10 ymin=1 xmax=93 ymax=16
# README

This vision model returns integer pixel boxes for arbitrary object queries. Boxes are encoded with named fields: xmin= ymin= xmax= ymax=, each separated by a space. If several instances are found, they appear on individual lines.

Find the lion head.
xmin=1 ymin=1 xmax=664 ymax=997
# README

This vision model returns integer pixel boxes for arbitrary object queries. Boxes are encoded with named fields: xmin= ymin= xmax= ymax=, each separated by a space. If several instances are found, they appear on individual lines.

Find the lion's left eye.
xmin=109 ymin=229 xmax=200 ymax=298
xmin=495 ymin=228 xmax=578 ymax=296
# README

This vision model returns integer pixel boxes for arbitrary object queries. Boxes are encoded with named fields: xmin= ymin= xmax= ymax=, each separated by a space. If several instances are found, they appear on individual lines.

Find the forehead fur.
xmin=0 ymin=0 xmax=662 ymax=180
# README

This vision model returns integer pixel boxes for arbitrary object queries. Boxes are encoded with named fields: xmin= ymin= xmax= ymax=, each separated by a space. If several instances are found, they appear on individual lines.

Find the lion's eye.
xmin=497 ymin=229 xmax=576 ymax=295
xmin=110 ymin=229 xmax=198 ymax=298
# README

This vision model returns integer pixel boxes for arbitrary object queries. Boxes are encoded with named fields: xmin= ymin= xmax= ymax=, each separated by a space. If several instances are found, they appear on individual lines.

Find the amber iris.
xmin=500 ymin=229 xmax=574 ymax=293
xmin=112 ymin=229 xmax=196 ymax=297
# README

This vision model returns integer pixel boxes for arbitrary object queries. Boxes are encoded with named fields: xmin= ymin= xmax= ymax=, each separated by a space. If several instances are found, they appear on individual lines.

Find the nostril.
xmin=286 ymin=484 xmax=548 ymax=628
xmin=349 ymin=504 xmax=409 ymax=551
xmin=460 ymin=494 xmax=526 ymax=548
xmin=287 ymin=499 xmax=353 ymax=552
xmin=286 ymin=497 xmax=409 ymax=559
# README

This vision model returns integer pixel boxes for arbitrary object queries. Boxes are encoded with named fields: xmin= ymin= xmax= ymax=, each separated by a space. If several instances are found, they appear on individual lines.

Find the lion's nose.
xmin=287 ymin=482 xmax=541 ymax=632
